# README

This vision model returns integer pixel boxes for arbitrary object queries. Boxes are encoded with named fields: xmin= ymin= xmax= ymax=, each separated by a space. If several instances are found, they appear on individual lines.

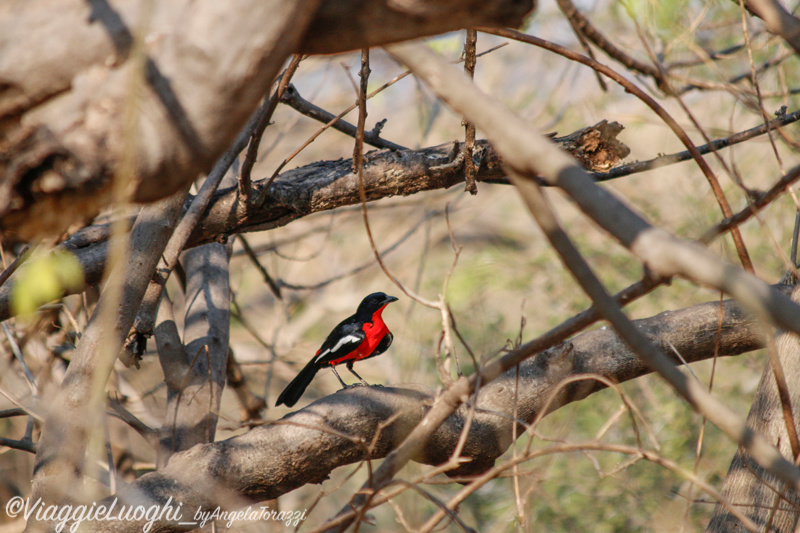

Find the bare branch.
xmin=78 ymin=291 xmax=771 ymax=533
xmin=462 ymin=29 xmax=478 ymax=195
xmin=226 ymin=348 xmax=266 ymax=423
xmin=482 ymin=27 xmax=755 ymax=272
xmin=555 ymin=0 xmax=665 ymax=85
xmin=596 ymin=108 xmax=800 ymax=181
xmin=239 ymin=55 xmax=303 ymax=206
xmin=0 ymin=0 xmax=321 ymax=241
xmin=296 ymin=0 xmax=533 ymax=55
xmin=0 ymin=122 xmax=628 ymax=323
xmin=29 ymin=186 xmax=189 ymax=527
xmin=385 ymin=36 xmax=800 ymax=503
xmin=280 ymin=85 xmax=407 ymax=151
xmin=743 ymin=0 xmax=800 ymax=55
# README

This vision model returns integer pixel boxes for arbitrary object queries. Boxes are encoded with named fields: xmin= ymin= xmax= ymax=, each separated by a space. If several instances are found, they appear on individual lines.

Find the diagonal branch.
xmin=383 ymin=36 xmax=800 ymax=514
xmin=743 ymin=0 xmax=800 ymax=55
xmin=555 ymin=0 xmax=665 ymax=85
xmin=280 ymin=84 xmax=407 ymax=151
xmin=482 ymin=27 xmax=755 ymax=273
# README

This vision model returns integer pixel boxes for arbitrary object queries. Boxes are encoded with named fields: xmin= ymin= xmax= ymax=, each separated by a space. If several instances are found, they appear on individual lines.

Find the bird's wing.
xmin=313 ymin=321 xmax=365 ymax=365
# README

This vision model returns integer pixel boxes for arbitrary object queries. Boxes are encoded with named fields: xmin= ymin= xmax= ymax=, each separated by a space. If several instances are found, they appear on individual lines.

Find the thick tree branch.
xmin=82 ymin=292 xmax=773 ymax=533
xmin=0 ymin=122 xmax=628 ymax=323
xmin=743 ymin=0 xmax=800 ymax=55
xmin=0 ymin=0 xmax=320 ymax=241
xmin=296 ymin=0 xmax=533 ymax=55
xmin=167 ymin=242 xmax=231 ymax=453
xmin=0 ymin=0 xmax=534 ymax=242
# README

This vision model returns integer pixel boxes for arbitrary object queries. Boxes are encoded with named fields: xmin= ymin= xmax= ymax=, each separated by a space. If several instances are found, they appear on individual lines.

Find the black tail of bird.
xmin=276 ymin=359 xmax=320 ymax=407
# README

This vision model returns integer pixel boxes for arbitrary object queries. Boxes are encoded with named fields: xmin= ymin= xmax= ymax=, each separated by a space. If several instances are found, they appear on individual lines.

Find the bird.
xmin=275 ymin=292 xmax=399 ymax=407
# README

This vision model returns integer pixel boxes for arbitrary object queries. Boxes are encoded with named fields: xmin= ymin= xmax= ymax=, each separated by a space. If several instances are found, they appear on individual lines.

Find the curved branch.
xmin=84 ymin=291 xmax=773 ymax=533
xmin=555 ymin=0 xmax=664 ymax=84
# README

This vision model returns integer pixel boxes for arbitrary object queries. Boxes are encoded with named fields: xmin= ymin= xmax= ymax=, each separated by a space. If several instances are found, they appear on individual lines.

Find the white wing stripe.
xmin=315 ymin=334 xmax=361 ymax=362
xmin=330 ymin=334 xmax=360 ymax=353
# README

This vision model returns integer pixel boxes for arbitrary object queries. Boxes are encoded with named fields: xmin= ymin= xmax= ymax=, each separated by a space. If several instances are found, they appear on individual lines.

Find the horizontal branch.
xmin=595 ymin=107 xmax=800 ymax=181
xmin=0 ymin=121 xmax=627 ymax=322
xmin=85 ymin=290 xmax=775 ymax=533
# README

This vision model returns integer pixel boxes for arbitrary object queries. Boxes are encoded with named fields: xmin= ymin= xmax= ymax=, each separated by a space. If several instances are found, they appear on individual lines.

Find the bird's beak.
xmin=384 ymin=295 xmax=399 ymax=304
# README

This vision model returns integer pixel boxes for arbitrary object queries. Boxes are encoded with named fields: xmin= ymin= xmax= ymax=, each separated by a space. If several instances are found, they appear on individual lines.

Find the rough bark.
xmin=75 ymin=292 xmax=773 ymax=533
xmin=708 ymin=286 xmax=800 ymax=533
xmin=0 ymin=122 xmax=629 ymax=322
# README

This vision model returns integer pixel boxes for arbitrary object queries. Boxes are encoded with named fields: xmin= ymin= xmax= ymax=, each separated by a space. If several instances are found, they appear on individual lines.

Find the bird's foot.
xmin=339 ymin=383 xmax=364 ymax=391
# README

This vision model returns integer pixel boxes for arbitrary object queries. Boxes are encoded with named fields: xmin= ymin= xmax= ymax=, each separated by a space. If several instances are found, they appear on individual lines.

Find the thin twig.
xmin=416 ymin=442 xmax=759 ymax=533
xmin=226 ymin=348 xmax=266 ymax=422
xmin=739 ymin=0 xmax=785 ymax=173
xmin=280 ymin=85 xmax=407 ymax=151
xmin=107 ymin=398 xmax=159 ymax=448
xmin=482 ymin=27 xmax=754 ymax=273
xmin=0 ymin=436 xmax=36 ymax=453
xmin=594 ymin=108 xmax=800 ymax=181
xmin=236 ymin=235 xmax=282 ymax=299
xmin=0 ymin=242 xmax=34 ymax=290
xmin=555 ymin=0 xmax=666 ymax=86
xmin=239 ymin=54 xmax=303 ymax=207
xmin=700 ymin=162 xmax=800 ymax=244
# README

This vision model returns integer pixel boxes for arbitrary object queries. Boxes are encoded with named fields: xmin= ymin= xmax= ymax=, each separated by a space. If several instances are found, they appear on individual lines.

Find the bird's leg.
xmin=330 ymin=366 xmax=351 ymax=390
xmin=346 ymin=361 xmax=371 ymax=387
